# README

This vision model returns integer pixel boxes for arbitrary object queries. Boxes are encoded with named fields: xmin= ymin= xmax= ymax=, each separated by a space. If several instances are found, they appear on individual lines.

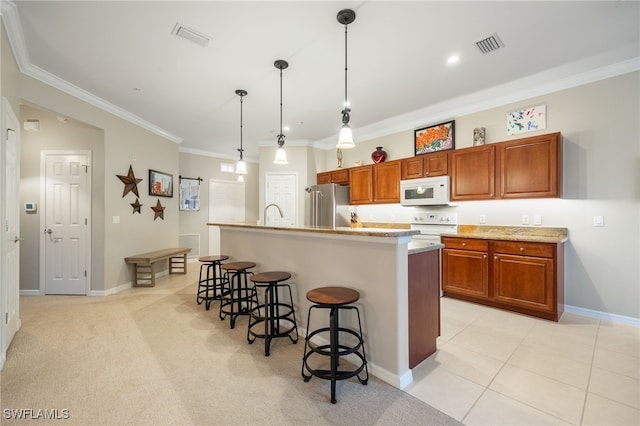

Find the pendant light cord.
xmin=278 ymin=66 xmax=284 ymax=146
xmin=344 ymin=23 xmax=348 ymax=109
xmin=239 ymin=94 xmax=244 ymax=159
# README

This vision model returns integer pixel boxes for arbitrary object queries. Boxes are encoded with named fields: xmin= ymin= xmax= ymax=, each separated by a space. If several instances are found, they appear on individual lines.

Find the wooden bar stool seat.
xmin=196 ymin=255 xmax=229 ymax=310
xmin=301 ymin=286 xmax=368 ymax=404
xmin=219 ymin=261 xmax=256 ymax=329
xmin=247 ymin=271 xmax=298 ymax=356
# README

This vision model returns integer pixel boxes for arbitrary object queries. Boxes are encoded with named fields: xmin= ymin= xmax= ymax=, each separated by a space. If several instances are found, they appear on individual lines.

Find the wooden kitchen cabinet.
xmin=442 ymin=236 xmax=564 ymax=321
xmin=450 ymin=145 xmax=496 ymax=201
xmin=349 ymin=161 xmax=400 ymax=205
xmin=401 ymin=152 xmax=448 ymax=180
xmin=442 ymin=238 xmax=489 ymax=298
xmin=348 ymin=165 xmax=373 ymax=204
xmin=373 ymin=160 xmax=401 ymax=203
xmin=317 ymin=168 xmax=349 ymax=185
xmin=497 ymin=132 xmax=562 ymax=199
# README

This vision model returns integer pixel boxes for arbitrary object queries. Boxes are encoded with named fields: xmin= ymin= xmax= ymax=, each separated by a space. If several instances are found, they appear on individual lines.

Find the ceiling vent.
xmin=475 ymin=33 xmax=505 ymax=54
xmin=171 ymin=23 xmax=211 ymax=47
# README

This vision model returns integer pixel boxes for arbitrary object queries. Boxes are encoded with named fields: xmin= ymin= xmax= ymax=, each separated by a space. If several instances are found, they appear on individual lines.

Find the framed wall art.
xmin=507 ymin=104 xmax=546 ymax=135
xmin=149 ymin=169 xmax=173 ymax=197
xmin=414 ymin=120 xmax=455 ymax=155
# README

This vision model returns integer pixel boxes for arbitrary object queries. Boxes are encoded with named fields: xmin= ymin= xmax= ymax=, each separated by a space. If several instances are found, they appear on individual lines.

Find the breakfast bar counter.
xmin=208 ymin=222 xmax=440 ymax=389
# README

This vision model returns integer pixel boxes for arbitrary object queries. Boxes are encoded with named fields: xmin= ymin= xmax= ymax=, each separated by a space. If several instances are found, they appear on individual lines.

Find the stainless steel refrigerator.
xmin=306 ymin=183 xmax=350 ymax=228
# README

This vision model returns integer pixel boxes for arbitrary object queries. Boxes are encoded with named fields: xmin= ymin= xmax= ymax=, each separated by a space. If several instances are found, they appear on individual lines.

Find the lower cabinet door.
xmin=442 ymin=249 xmax=489 ymax=298
xmin=493 ymin=254 xmax=554 ymax=313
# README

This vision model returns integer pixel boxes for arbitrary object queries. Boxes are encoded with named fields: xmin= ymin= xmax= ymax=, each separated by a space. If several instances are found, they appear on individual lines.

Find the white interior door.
xmin=265 ymin=172 xmax=296 ymax=227
xmin=42 ymin=152 xmax=91 ymax=295
xmin=2 ymin=98 xmax=21 ymax=363
xmin=208 ymin=179 xmax=245 ymax=255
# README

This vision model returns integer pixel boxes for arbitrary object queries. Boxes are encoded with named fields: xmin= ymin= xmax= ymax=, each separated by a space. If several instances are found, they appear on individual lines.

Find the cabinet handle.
xmin=484 ymin=255 xmax=488 ymax=259
xmin=462 ymin=242 xmax=466 ymax=247
xmin=520 ymin=247 xmax=525 ymax=252
xmin=494 ymin=255 xmax=497 ymax=260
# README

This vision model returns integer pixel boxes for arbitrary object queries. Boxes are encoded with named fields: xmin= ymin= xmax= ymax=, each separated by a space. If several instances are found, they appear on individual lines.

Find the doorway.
xmin=264 ymin=172 xmax=297 ymax=227
xmin=2 ymin=98 xmax=21 ymax=365
xmin=40 ymin=151 xmax=91 ymax=295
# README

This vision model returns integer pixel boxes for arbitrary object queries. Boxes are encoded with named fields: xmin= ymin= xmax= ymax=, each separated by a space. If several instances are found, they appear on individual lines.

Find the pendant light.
xmin=235 ymin=89 xmax=248 ymax=175
xmin=336 ymin=9 xmax=356 ymax=149
xmin=273 ymin=59 xmax=289 ymax=165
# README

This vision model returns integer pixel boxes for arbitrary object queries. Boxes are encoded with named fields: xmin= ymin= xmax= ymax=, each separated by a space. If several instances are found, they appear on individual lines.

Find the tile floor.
xmin=404 ymin=297 xmax=640 ymax=425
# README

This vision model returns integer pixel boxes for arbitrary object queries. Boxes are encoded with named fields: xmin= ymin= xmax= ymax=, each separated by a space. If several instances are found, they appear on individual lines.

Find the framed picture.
xmin=414 ymin=120 xmax=455 ymax=155
xmin=179 ymin=176 xmax=201 ymax=211
xmin=149 ymin=169 xmax=173 ymax=197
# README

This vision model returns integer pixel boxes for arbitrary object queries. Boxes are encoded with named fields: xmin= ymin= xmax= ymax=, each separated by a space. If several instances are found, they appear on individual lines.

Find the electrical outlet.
xmin=522 ymin=215 xmax=530 ymax=225
xmin=479 ymin=214 xmax=486 ymax=224
xmin=533 ymin=215 xmax=542 ymax=226
xmin=593 ymin=215 xmax=604 ymax=227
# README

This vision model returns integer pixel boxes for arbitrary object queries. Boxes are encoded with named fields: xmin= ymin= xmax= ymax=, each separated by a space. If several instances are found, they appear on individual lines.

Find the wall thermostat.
xmin=24 ymin=202 xmax=37 ymax=213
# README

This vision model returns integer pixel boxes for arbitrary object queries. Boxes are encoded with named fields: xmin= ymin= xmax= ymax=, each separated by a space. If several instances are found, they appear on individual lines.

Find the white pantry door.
xmin=265 ymin=172 xmax=296 ymax=227
xmin=42 ymin=152 xmax=91 ymax=295
xmin=2 ymin=98 xmax=21 ymax=361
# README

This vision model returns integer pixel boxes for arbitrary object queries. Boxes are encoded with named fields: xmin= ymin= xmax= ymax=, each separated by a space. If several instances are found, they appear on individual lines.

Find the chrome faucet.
xmin=264 ymin=203 xmax=284 ymax=225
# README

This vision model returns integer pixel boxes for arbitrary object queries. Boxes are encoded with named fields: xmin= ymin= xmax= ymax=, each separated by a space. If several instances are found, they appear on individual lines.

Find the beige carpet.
xmin=1 ymin=269 xmax=461 ymax=425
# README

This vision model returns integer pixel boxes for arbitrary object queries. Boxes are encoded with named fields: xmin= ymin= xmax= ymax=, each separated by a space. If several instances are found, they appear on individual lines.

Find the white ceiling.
xmin=4 ymin=1 xmax=640 ymax=161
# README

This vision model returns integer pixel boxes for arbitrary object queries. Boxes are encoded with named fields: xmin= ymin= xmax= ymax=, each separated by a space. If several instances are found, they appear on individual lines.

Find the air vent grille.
xmin=475 ymin=33 xmax=505 ymax=54
xmin=172 ymin=23 xmax=211 ymax=47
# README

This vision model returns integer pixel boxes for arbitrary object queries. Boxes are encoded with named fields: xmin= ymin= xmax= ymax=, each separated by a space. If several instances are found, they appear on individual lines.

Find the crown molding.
xmin=1 ymin=1 xmax=183 ymax=144
xmin=314 ymin=53 xmax=640 ymax=150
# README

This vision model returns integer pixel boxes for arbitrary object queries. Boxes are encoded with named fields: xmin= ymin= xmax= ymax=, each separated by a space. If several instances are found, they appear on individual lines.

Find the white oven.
xmin=410 ymin=212 xmax=458 ymax=296
xmin=400 ymin=176 xmax=451 ymax=206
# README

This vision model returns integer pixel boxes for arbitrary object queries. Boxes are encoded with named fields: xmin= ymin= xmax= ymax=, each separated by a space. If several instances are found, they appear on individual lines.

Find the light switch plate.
xmin=533 ymin=215 xmax=542 ymax=226
xmin=593 ymin=215 xmax=604 ymax=227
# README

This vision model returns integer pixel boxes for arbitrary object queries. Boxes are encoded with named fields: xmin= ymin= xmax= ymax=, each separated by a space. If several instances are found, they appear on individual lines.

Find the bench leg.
xmin=169 ymin=254 xmax=187 ymax=275
xmin=134 ymin=264 xmax=155 ymax=287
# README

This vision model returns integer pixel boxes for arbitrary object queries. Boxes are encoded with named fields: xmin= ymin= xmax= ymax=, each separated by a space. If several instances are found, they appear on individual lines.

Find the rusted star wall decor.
xmin=130 ymin=198 xmax=142 ymax=214
xmin=116 ymin=165 xmax=143 ymax=198
xmin=151 ymin=199 xmax=165 ymax=220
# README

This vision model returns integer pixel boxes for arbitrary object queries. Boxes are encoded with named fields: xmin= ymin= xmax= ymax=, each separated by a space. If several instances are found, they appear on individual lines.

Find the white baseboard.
xmin=19 ymin=289 xmax=43 ymax=296
xmin=565 ymin=305 xmax=640 ymax=326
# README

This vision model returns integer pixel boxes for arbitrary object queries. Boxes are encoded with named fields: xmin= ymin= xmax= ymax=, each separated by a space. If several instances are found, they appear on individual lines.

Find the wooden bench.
xmin=125 ymin=248 xmax=191 ymax=287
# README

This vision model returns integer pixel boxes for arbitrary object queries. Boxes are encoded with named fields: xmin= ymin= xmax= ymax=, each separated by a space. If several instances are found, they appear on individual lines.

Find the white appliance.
xmin=410 ymin=212 xmax=458 ymax=245
xmin=400 ymin=176 xmax=451 ymax=206
xmin=410 ymin=212 xmax=458 ymax=297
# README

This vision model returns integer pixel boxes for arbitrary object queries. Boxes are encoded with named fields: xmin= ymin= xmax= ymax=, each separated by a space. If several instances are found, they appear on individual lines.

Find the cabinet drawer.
xmin=442 ymin=237 xmax=488 ymax=252
xmin=493 ymin=241 xmax=554 ymax=258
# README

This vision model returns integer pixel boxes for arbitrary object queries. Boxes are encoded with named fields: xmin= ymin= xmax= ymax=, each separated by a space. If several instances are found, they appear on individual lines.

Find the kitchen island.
xmin=208 ymin=222 xmax=441 ymax=389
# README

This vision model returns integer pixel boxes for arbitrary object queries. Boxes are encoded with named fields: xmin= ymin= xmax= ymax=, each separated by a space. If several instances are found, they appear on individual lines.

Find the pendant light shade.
xmin=273 ymin=59 xmax=289 ymax=165
xmin=336 ymin=9 xmax=356 ymax=149
xmin=235 ymin=89 xmax=248 ymax=175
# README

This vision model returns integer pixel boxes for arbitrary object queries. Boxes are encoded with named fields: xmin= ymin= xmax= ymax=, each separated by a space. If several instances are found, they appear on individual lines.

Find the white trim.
xmin=565 ymin=305 xmax=640 ymax=327
xmin=19 ymin=290 xmax=42 ymax=296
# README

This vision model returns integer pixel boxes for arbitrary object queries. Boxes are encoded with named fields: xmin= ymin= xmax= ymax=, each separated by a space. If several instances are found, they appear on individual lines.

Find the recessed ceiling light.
xmin=447 ymin=55 xmax=460 ymax=64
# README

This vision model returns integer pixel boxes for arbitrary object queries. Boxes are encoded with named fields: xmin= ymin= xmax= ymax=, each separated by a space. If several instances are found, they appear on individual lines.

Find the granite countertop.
xmin=443 ymin=225 xmax=568 ymax=243
xmin=408 ymin=241 xmax=444 ymax=255
xmin=208 ymin=222 xmax=419 ymax=238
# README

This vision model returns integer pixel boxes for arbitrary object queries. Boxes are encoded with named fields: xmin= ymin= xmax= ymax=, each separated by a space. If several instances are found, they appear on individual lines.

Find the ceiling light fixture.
xmin=273 ymin=59 xmax=289 ymax=165
xmin=336 ymin=8 xmax=356 ymax=149
xmin=235 ymin=89 xmax=248 ymax=175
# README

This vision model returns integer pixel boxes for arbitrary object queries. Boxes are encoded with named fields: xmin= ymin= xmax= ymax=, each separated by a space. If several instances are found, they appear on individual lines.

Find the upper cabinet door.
xmin=497 ymin=132 xmax=562 ymax=199
xmin=450 ymin=145 xmax=496 ymax=201
xmin=374 ymin=160 xmax=401 ymax=203
xmin=401 ymin=157 xmax=424 ymax=180
xmin=424 ymin=151 xmax=449 ymax=177
xmin=349 ymin=165 xmax=374 ymax=204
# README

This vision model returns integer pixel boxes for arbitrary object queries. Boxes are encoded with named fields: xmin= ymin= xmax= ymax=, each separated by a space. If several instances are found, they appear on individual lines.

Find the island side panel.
xmin=217 ymin=226 xmax=410 ymax=388
xmin=408 ymin=249 xmax=441 ymax=368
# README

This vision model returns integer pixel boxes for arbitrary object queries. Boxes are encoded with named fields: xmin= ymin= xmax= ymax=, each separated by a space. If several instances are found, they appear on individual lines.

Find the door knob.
xmin=13 ymin=236 xmax=24 ymax=243
xmin=44 ymin=228 xmax=53 ymax=234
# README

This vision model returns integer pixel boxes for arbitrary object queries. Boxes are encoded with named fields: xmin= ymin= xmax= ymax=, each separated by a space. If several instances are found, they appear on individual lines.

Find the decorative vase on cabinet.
xmin=371 ymin=147 xmax=387 ymax=163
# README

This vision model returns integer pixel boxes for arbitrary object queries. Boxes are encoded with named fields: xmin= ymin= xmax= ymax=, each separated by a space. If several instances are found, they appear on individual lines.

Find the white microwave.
xmin=400 ymin=176 xmax=451 ymax=206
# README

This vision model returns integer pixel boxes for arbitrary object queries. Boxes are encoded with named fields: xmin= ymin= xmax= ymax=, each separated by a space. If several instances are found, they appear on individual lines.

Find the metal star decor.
xmin=130 ymin=198 xmax=142 ymax=214
xmin=151 ymin=199 xmax=165 ymax=220
xmin=116 ymin=165 xmax=142 ymax=198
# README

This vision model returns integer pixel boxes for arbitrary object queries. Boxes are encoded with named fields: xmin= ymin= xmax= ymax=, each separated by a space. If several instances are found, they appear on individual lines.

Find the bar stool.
xmin=196 ymin=255 xmax=229 ymax=310
xmin=247 ymin=271 xmax=298 ymax=356
xmin=219 ymin=261 xmax=256 ymax=329
xmin=301 ymin=286 xmax=368 ymax=404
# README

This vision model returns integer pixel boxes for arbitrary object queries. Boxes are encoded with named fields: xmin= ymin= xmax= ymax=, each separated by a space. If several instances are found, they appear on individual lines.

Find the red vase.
xmin=371 ymin=147 xmax=387 ymax=163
